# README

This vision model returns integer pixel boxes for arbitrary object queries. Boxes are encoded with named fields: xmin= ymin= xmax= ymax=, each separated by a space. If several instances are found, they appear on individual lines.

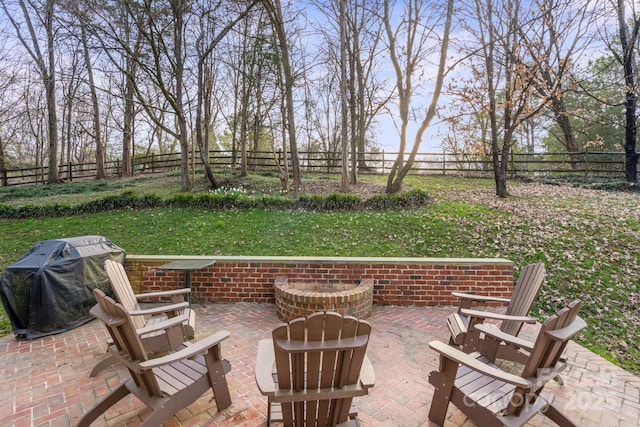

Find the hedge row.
xmin=0 ymin=189 xmax=432 ymax=219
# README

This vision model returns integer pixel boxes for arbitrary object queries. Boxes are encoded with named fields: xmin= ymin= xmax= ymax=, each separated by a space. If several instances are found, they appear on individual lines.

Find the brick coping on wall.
xmin=124 ymin=255 xmax=515 ymax=307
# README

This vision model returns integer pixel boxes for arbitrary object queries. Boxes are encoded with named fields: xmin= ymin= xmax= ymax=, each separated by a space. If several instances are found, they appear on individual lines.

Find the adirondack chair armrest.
xmin=474 ymin=323 xmax=535 ymax=351
xmin=429 ymin=341 xmax=533 ymax=389
xmin=545 ymin=317 xmax=587 ymax=341
xmin=128 ymin=301 xmax=189 ymax=317
xmin=138 ymin=330 xmax=230 ymax=370
xmin=460 ymin=308 xmax=537 ymax=324
xmin=359 ymin=355 xmax=375 ymax=389
xmin=451 ymin=292 xmax=512 ymax=304
xmin=255 ymin=339 xmax=276 ymax=395
xmin=134 ymin=288 xmax=191 ymax=300
xmin=135 ymin=314 xmax=190 ymax=337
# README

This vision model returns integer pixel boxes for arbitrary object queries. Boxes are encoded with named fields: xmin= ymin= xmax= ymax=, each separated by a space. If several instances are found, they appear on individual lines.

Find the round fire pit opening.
xmin=274 ymin=277 xmax=374 ymax=322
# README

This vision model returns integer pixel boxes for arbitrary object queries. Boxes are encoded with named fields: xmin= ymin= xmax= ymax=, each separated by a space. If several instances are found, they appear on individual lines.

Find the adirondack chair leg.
xmin=428 ymin=356 xmax=458 ymax=426
xmin=205 ymin=344 xmax=232 ymax=410
xmin=139 ymin=407 xmax=173 ymax=427
xmin=461 ymin=326 xmax=481 ymax=353
xmin=77 ymin=384 xmax=130 ymax=427
xmin=480 ymin=336 xmax=501 ymax=362
xmin=89 ymin=354 xmax=116 ymax=377
xmin=542 ymin=402 xmax=577 ymax=427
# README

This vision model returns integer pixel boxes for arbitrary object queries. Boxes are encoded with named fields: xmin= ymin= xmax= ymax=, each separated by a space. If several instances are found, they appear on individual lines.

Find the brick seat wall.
xmin=124 ymin=255 xmax=515 ymax=307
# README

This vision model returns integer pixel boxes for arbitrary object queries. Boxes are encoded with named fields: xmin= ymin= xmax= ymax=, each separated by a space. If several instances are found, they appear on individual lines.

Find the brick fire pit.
xmin=274 ymin=276 xmax=374 ymax=322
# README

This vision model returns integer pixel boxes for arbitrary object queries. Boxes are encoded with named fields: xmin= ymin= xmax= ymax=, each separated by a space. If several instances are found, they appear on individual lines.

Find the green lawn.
xmin=0 ymin=172 xmax=638 ymax=374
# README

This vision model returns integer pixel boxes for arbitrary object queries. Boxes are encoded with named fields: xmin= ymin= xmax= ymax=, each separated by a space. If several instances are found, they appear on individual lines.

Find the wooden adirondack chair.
xmin=78 ymin=289 xmax=232 ymax=427
xmin=447 ymin=262 xmax=545 ymax=354
xmin=429 ymin=299 xmax=586 ymax=427
xmin=255 ymin=311 xmax=375 ymax=427
xmin=90 ymin=259 xmax=196 ymax=376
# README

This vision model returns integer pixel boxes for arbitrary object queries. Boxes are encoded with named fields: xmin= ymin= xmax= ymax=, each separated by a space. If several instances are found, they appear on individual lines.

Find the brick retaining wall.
xmin=124 ymin=255 xmax=514 ymax=307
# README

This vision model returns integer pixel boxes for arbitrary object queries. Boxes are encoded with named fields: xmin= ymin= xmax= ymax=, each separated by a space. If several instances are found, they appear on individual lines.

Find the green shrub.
xmin=0 ymin=187 xmax=430 ymax=218
xmin=297 ymin=193 xmax=363 ymax=210
xmin=365 ymin=189 xmax=432 ymax=209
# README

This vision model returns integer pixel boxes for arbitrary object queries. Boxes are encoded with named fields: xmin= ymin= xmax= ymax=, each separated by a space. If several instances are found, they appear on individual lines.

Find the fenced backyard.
xmin=0 ymin=149 xmax=633 ymax=186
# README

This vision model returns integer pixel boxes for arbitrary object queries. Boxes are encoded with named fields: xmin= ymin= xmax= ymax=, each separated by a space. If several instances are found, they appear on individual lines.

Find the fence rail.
xmin=0 ymin=150 xmax=634 ymax=186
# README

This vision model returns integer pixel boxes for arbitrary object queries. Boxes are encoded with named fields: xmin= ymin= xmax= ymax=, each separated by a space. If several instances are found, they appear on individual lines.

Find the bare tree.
xmin=457 ymin=0 xmax=550 ymax=197
xmin=339 ymin=0 xmax=349 ymax=192
xmin=383 ymin=0 xmax=454 ymax=193
xmin=59 ymin=41 xmax=82 ymax=180
xmin=519 ymin=0 xmax=596 ymax=169
xmin=1 ymin=0 xmax=61 ymax=183
xmin=0 ymin=62 xmax=18 ymax=186
xmin=264 ymin=0 xmax=302 ymax=196
xmin=194 ymin=1 xmax=261 ymax=187
xmin=73 ymin=5 xmax=107 ymax=179
xmin=84 ymin=0 xmax=193 ymax=189
xmin=312 ymin=0 xmax=388 ymax=189
xmin=120 ymin=13 xmax=142 ymax=178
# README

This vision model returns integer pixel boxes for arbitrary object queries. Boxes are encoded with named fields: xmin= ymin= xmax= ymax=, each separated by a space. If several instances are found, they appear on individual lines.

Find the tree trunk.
xmin=551 ymin=97 xmax=581 ymax=170
xmin=340 ymin=0 xmax=349 ymax=192
xmin=122 ymin=73 xmax=136 ymax=177
xmin=618 ymin=0 xmax=639 ymax=184
xmin=349 ymin=38 xmax=358 ymax=186
xmin=196 ymin=57 xmax=217 ymax=188
xmin=121 ymin=12 xmax=141 ymax=178
xmin=80 ymin=20 xmax=105 ymax=179
xmin=44 ymin=0 xmax=60 ymax=184
xmin=494 ymin=133 xmax=512 ymax=198
xmin=271 ymin=0 xmax=301 ymax=196
xmin=0 ymin=133 xmax=7 ymax=186
xmin=239 ymin=97 xmax=249 ymax=177
xmin=62 ymin=67 xmax=80 ymax=181
xmin=172 ymin=0 xmax=191 ymax=192
xmin=278 ymin=95 xmax=289 ymax=192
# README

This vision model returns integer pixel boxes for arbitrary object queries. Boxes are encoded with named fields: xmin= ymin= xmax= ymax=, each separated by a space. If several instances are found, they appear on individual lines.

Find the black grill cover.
xmin=0 ymin=236 xmax=124 ymax=339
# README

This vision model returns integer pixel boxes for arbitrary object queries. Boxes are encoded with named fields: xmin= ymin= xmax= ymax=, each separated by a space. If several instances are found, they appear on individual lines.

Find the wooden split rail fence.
xmin=0 ymin=150 xmax=633 ymax=186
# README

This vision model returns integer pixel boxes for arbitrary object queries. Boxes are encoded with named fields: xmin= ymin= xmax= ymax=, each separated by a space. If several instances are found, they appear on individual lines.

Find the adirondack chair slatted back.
xmin=507 ymin=299 xmax=584 ymax=417
xmin=272 ymin=312 xmax=371 ymax=426
xmin=104 ymin=259 xmax=146 ymax=331
xmin=91 ymin=289 xmax=163 ymax=396
xmin=501 ymin=262 xmax=545 ymax=336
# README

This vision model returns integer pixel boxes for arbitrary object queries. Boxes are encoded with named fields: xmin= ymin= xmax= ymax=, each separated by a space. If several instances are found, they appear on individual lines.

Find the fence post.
xmin=510 ymin=151 xmax=515 ymax=178
xmin=584 ymin=149 xmax=589 ymax=177
xmin=442 ymin=149 xmax=446 ymax=175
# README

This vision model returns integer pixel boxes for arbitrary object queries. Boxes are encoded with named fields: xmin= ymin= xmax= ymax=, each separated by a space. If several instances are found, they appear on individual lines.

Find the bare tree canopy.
xmin=0 ymin=0 xmax=633 ymax=193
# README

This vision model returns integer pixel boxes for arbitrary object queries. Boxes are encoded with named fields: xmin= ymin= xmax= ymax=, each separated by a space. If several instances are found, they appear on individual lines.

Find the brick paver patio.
xmin=1 ymin=303 xmax=639 ymax=426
